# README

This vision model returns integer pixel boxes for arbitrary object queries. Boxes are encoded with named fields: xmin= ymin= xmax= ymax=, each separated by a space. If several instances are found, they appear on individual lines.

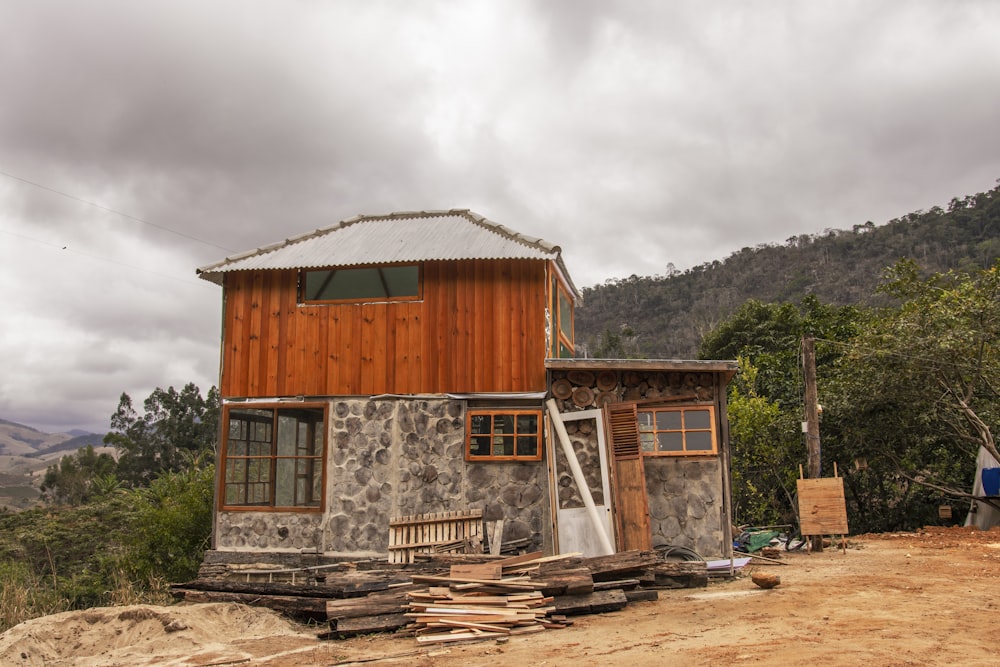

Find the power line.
xmin=0 ymin=168 xmax=235 ymax=252
xmin=0 ymin=227 xmax=214 ymax=289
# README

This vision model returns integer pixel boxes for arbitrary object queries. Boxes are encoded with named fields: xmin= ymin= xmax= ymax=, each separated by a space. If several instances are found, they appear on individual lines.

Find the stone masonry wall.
xmin=644 ymin=456 xmax=725 ymax=557
xmin=548 ymin=367 xmax=728 ymax=557
xmin=216 ymin=397 xmax=551 ymax=557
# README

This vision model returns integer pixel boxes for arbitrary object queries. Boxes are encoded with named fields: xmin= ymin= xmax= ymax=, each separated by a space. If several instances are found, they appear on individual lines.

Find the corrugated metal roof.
xmin=197 ymin=209 xmax=578 ymax=296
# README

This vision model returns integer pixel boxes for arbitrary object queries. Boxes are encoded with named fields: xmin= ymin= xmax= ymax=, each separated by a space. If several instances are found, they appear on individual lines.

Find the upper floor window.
xmin=466 ymin=409 xmax=543 ymax=461
xmin=637 ymin=405 xmax=717 ymax=456
xmin=301 ymin=264 xmax=421 ymax=303
xmin=221 ymin=404 xmax=326 ymax=510
xmin=550 ymin=275 xmax=574 ymax=358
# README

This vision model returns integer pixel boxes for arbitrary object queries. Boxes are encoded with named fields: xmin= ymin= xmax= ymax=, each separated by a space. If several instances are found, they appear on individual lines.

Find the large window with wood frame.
xmin=221 ymin=405 xmax=326 ymax=510
xmin=300 ymin=264 xmax=421 ymax=303
xmin=466 ymin=409 xmax=543 ymax=461
xmin=550 ymin=275 xmax=574 ymax=358
xmin=637 ymin=405 xmax=717 ymax=456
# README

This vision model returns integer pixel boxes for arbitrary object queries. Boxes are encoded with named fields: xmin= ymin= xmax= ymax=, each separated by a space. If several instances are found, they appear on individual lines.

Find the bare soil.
xmin=3 ymin=526 xmax=999 ymax=667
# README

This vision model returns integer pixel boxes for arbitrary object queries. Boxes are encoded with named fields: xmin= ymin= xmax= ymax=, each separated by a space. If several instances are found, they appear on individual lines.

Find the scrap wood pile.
xmin=172 ymin=549 xmax=709 ymax=645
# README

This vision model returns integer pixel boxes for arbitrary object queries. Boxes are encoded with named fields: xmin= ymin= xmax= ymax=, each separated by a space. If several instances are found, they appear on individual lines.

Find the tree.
xmin=104 ymin=383 xmax=219 ymax=487
xmin=826 ymin=259 xmax=1000 ymax=518
xmin=590 ymin=324 xmax=644 ymax=359
xmin=725 ymin=358 xmax=802 ymax=527
xmin=700 ymin=296 xmax=865 ymax=526
xmin=40 ymin=445 xmax=118 ymax=505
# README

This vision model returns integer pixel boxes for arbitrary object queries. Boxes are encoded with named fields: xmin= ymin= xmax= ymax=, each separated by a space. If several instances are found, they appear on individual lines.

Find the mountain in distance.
xmin=0 ymin=418 xmax=108 ymax=511
xmin=574 ymin=181 xmax=1000 ymax=359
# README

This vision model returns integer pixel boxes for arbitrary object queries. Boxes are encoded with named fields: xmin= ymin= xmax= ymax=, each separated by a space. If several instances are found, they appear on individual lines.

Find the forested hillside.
xmin=575 ymin=181 xmax=1000 ymax=359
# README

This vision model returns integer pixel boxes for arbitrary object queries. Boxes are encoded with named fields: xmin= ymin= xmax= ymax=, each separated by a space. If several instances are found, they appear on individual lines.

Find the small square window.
xmin=466 ymin=409 xmax=543 ymax=461
xmin=636 ymin=405 xmax=717 ymax=456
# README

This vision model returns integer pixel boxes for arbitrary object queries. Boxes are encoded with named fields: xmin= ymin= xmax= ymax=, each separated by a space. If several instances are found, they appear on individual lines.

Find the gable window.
xmin=637 ymin=405 xmax=717 ymax=456
xmin=221 ymin=404 xmax=326 ymax=510
xmin=301 ymin=264 xmax=421 ymax=303
xmin=466 ymin=409 xmax=543 ymax=461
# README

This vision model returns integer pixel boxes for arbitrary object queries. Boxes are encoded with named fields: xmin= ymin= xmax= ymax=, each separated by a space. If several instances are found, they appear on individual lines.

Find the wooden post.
xmin=802 ymin=336 xmax=823 ymax=552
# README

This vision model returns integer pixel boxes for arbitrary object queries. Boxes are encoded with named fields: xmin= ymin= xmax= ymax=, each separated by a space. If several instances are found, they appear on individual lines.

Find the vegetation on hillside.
xmin=1 ymin=384 xmax=218 ymax=632
xmin=576 ymin=181 xmax=1000 ymax=359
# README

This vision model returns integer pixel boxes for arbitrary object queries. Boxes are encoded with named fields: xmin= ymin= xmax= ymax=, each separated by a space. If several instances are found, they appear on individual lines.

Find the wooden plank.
xmin=328 ymin=613 xmax=410 ymax=636
xmin=552 ymin=589 xmax=628 ymax=616
xmin=450 ymin=563 xmax=502 ymax=580
xmin=797 ymin=477 xmax=849 ymax=535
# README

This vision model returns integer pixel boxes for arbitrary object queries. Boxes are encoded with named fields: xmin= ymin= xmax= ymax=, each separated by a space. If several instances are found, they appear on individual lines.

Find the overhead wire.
xmin=0 ymin=227 xmax=214 ymax=289
xmin=0 ymin=168 xmax=235 ymax=252
xmin=0 ymin=167 xmax=237 ymax=287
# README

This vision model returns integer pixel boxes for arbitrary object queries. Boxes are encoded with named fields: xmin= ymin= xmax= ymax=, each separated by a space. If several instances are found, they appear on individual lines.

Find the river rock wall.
xmin=215 ymin=397 xmax=551 ymax=556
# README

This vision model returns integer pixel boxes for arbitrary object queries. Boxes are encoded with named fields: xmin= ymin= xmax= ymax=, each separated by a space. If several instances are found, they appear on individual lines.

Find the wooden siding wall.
xmin=220 ymin=259 xmax=550 ymax=398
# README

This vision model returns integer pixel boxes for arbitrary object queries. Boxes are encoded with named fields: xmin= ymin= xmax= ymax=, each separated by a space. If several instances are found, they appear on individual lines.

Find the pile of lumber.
xmin=172 ymin=548 xmax=711 ymax=644
xmin=405 ymin=587 xmax=563 ymax=644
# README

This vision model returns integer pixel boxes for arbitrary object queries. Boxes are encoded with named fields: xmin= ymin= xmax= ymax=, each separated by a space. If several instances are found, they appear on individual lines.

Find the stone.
xmin=752 ymin=572 xmax=781 ymax=589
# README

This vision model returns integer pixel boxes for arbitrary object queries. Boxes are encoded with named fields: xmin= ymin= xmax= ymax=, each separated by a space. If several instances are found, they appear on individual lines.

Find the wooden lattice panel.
xmin=387 ymin=509 xmax=484 ymax=564
xmin=797 ymin=477 xmax=849 ymax=536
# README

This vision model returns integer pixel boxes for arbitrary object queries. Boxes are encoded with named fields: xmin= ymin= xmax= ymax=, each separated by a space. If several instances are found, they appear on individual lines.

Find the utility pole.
xmin=802 ymin=336 xmax=821 ymax=479
xmin=801 ymin=335 xmax=823 ymax=552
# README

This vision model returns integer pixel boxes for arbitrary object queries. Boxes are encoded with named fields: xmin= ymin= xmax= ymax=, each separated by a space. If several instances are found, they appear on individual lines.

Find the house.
xmin=196 ymin=209 xmax=737 ymax=566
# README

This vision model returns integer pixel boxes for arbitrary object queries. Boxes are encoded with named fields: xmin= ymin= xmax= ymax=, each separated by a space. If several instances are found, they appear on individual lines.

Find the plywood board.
xmin=796 ymin=477 xmax=849 ymax=535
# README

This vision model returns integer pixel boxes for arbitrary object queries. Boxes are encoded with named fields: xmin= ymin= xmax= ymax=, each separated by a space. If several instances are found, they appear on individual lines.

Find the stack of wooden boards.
xmin=171 ymin=549 xmax=710 ymax=644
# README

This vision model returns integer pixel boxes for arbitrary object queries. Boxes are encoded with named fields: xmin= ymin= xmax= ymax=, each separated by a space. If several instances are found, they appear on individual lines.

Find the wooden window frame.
xmin=550 ymin=273 xmax=574 ymax=358
xmin=299 ymin=263 xmax=423 ymax=305
xmin=465 ymin=409 xmax=544 ymax=462
xmin=220 ymin=403 xmax=328 ymax=512
xmin=636 ymin=404 xmax=718 ymax=457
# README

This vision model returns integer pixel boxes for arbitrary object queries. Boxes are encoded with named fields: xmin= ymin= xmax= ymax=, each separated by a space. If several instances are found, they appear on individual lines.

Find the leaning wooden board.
xmin=796 ymin=477 xmax=849 ymax=536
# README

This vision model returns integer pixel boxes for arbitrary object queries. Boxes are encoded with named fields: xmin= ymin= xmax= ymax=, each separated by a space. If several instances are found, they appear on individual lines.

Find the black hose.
xmin=655 ymin=544 xmax=705 ymax=561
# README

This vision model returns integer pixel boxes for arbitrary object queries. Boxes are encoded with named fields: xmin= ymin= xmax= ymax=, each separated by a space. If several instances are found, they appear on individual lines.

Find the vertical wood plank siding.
xmin=219 ymin=259 xmax=550 ymax=397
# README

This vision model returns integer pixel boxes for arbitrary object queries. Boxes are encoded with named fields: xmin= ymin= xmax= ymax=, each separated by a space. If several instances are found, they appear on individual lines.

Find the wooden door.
xmin=605 ymin=402 xmax=652 ymax=551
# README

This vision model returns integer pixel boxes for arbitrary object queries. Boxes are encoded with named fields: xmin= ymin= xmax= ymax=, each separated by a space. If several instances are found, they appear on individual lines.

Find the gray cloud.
xmin=2 ymin=0 xmax=999 ymax=432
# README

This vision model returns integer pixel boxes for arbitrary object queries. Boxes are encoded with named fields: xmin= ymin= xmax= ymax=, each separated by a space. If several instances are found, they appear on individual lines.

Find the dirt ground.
xmin=3 ymin=525 xmax=999 ymax=667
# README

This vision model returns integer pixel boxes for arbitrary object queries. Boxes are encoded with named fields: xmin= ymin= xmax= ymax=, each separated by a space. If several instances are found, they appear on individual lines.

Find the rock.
xmin=751 ymin=572 xmax=781 ymax=589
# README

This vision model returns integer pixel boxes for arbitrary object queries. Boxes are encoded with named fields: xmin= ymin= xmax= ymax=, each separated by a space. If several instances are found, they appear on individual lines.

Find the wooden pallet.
xmin=388 ymin=510 xmax=484 ymax=564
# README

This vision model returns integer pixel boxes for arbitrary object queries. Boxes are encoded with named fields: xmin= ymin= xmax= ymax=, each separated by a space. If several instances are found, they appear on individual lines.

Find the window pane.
xmin=657 ymin=432 xmax=684 ymax=452
xmin=640 ymin=432 xmax=655 ymax=452
xmin=686 ymin=431 xmax=714 ymax=451
xmin=274 ymin=458 xmax=295 ymax=506
xmin=470 ymin=414 xmax=491 ymax=435
xmin=493 ymin=436 xmax=514 ymax=456
xmin=494 ymin=415 xmax=514 ymax=434
xmin=304 ymin=265 xmax=419 ymax=301
xmin=276 ymin=415 xmax=299 ymax=457
xmin=685 ymin=409 xmax=712 ymax=430
xmin=228 ymin=438 xmax=247 ymax=456
xmin=516 ymin=436 xmax=538 ymax=457
xmin=656 ymin=411 xmax=682 ymax=430
xmin=516 ymin=414 xmax=538 ymax=434
xmin=559 ymin=291 xmax=573 ymax=338
xmin=469 ymin=436 xmax=491 ymax=456
xmin=226 ymin=459 xmax=245 ymax=483
xmin=637 ymin=411 xmax=654 ymax=431
xmin=225 ymin=483 xmax=242 ymax=505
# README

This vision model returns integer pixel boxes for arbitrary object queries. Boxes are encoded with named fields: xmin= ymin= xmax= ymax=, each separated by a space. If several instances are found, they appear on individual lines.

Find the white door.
xmin=547 ymin=408 xmax=616 ymax=556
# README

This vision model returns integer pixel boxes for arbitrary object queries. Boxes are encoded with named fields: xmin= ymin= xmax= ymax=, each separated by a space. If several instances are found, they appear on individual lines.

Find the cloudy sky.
xmin=2 ymin=1 xmax=999 ymax=434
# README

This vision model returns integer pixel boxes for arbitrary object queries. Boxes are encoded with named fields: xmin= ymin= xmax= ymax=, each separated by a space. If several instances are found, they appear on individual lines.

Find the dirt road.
xmin=3 ymin=526 xmax=998 ymax=666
